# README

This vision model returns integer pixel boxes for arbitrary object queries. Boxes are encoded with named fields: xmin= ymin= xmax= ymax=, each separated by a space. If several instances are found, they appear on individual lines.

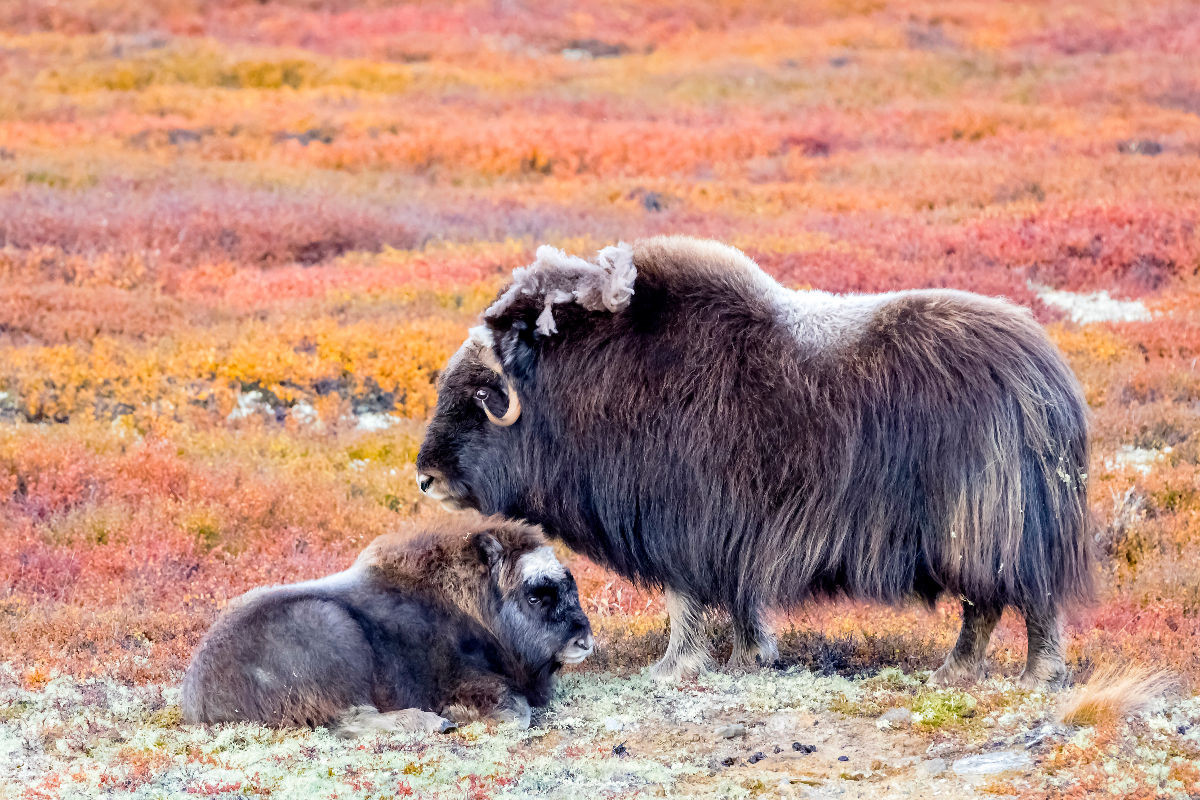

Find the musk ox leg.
xmin=1019 ymin=607 xmax=1069 ymax=690
xmin=441 ymin=676 xmax=533 ymax=730
xmin=649 ymin=589 xmax=711 ymax=682
xmin=929 ymin=601 xmax=1002 ymax=687
xmin=727 ymin=609 xmax=779 ymax=672
xmin=494 ymin=694 xmax=533 ymax=729
xmin=331 ymin=705 xmax=457 ymax=738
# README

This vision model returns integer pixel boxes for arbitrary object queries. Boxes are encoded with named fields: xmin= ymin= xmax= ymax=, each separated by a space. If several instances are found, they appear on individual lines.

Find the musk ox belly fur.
xmin=416 ymin=236 xmax=1093 ymax=686
xmin=181 ymin=516 xmax=593 ymax=731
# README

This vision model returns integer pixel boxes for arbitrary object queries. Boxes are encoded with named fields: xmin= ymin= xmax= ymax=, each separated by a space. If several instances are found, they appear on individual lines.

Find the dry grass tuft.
xmin=1058 ymin=664 xmax=1177 ymax=728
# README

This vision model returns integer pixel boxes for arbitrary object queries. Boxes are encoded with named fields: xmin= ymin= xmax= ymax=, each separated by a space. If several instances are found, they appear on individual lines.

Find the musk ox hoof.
xmin=332 ymin=706 xmax=457 ymax=738
xmin=649 ymin=650 xmax=711 ymax=683
xmin=726 ymin=642 xmax=780 ymax=673
xmin=928 ymin=661 xmax=985 ymax=688
xmin=1018 ymin=664 xmax=1070 ymax=691
xmin=384 ymin=708 xmax=459 ymax=734
xmin=495 ymin=696 xmax=532 ymax=730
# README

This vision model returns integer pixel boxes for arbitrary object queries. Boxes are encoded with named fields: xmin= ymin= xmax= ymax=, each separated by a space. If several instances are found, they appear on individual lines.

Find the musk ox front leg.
xmin=929 ymin=601 xmax=1002 ymax=686
xmin=440 ymin=675 xmax=533 ymax=730
xmin=1019 ymin=607 xmax=1069 ymax=689
xmin=650 ymin=589 xmax=712 ymax=682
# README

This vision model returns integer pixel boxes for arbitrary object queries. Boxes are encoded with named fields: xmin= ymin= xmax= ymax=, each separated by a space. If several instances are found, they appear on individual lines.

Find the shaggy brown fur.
xmin=417 ymin=236 xmax=1093 ymax=688
xmin=181 ymin=514 xmax=592 ymax=732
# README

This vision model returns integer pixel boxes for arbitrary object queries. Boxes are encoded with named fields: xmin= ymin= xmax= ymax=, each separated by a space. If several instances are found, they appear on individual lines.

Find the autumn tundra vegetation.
xmin=2 ymin=0 xmax=1200 ymax=798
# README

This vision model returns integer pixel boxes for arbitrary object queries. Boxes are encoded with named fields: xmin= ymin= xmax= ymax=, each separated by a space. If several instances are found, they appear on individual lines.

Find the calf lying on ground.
xmin=181 ymin=515 xmax=593 ymax=734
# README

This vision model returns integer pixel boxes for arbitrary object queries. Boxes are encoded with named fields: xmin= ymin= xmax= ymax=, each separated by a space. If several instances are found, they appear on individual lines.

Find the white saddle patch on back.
xmin=772 ymin=287 xmax=891 ymax=351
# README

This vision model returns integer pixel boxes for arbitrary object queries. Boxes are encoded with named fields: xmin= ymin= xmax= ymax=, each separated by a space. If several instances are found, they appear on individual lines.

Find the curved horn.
xmin=476 ymin=344 xmax=521 ymax=426
xmin=477 ymin=343 xmax=503 ymax=374
xmin=483 ymin=380 xmax=521 ymax=426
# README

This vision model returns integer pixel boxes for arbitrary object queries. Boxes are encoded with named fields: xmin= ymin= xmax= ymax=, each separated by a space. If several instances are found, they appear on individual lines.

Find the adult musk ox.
xmin=181 ymin=515 xmax=593 ymax=733
xmin=416 ymin=236 xmax=1092 ymax=688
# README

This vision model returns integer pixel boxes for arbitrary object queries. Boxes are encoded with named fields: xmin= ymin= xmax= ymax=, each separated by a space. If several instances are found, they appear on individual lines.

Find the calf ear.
xmin=471 ymin=532 xmax=504 ymax=570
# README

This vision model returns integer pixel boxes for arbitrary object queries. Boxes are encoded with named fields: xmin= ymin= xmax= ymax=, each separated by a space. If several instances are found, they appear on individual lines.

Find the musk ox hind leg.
xmin=727 ymin=607 xmax=779 ymax=672
xmin=181 ymin=598 xmax=375 ymax=728
xmin=928 ymin=601 xmax=1002 ymax=687
xmin=649 ymin=589 xmax=712 ymax=682
xmin=1019 ymin=606 xmax=1069 ymax=690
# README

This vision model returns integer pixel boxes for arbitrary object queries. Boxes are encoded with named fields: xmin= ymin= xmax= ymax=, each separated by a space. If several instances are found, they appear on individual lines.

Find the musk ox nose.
xmin=574 ymin=632 xmax=595 ymax=653
xmin=417 ymin=473 xmax=434 ymax=494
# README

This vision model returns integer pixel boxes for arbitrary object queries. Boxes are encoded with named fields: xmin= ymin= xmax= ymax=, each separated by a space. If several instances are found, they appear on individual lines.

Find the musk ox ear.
xmin=471 ymin=531 xmax=504 ymax=570
xmin=496 ymin=322 xmax=537 ymax=381
xmin=484 ymin=242 xmax=636 ymax=340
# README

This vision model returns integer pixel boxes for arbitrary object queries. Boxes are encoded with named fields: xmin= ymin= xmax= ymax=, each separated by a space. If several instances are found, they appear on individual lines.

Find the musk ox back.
xmin=182 ymin=515 xmax=593 ymax=732
xmin=416 ymin=236 xmax=1092 ymax=688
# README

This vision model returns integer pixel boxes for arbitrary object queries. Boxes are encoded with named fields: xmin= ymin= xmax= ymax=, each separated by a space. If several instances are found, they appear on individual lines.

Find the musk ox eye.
xmin=527 ymin=586 xmax=556 ymax=607
xmin=474 ymin=388 xmax=490 ymax=402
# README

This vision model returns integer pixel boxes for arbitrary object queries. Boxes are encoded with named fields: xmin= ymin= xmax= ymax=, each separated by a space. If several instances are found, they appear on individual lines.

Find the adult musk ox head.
xmin=417 ymin=236 xmax=1093 ymax=689
xmin=417 ymin=241 xmax=635 ymax=519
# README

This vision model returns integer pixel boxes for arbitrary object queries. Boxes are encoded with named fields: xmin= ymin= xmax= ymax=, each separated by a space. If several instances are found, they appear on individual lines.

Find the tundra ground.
xmin=2 ymin=0 xmax=1199 ymax=797
xmin=5 ymin=662 xmax=1199 ymax=800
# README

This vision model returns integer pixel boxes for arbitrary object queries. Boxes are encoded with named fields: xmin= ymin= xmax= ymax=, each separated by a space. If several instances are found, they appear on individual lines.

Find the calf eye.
xmin=474 ymin=388 xmax=490 ymax=402
xmin=527 ymin=586 xmax=556 ymax=607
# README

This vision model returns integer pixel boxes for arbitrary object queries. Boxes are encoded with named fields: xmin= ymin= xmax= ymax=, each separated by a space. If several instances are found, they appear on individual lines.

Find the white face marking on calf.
xmin=518 ymin=546 xmax=566 ymax=583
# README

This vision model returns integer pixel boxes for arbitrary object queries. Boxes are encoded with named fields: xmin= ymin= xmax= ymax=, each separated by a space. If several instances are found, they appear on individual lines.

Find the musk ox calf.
xmin=181 ymin=515 xmax=593 ymax=733
xmin=416 ymin=236 xmax=1093 ymax=688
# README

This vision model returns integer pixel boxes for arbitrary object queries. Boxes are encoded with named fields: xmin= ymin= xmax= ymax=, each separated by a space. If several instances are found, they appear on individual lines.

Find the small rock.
xmin=612 ymin=742 xmax=628 ymax=758
xmin=952 ymin=750 xmax=1032 ymax=777
xmin=877 ymin=707 xmax=913 ymax=729
xmin=838 ymin=755 xmax=849 ymax=762
xmin=602 ymin=716 xmax=625 ymax=732
xmin=1117 ymin=139 xmax=1163 ymax=156
xmin=722 ymin=755 xmax=737 ymax=767
xmin=792 ymin=742 xmax=817 ymax=753
xmin=715 ymin=723 xmax=747 ymax=739
xmin=918 ymin=758 xmax=947 ymax=776
xmin=1025 ymin=722 xmax=1068 ymax=750
xmin=927 ymin=741 xmax=954 ymax=757
xmin=773 ymin=745 xmax=782 ymax=754
xmin=748 ymin=752 xmax=766 ymax=764
xmin=765 ymin=711 xmax=814 ymax=733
